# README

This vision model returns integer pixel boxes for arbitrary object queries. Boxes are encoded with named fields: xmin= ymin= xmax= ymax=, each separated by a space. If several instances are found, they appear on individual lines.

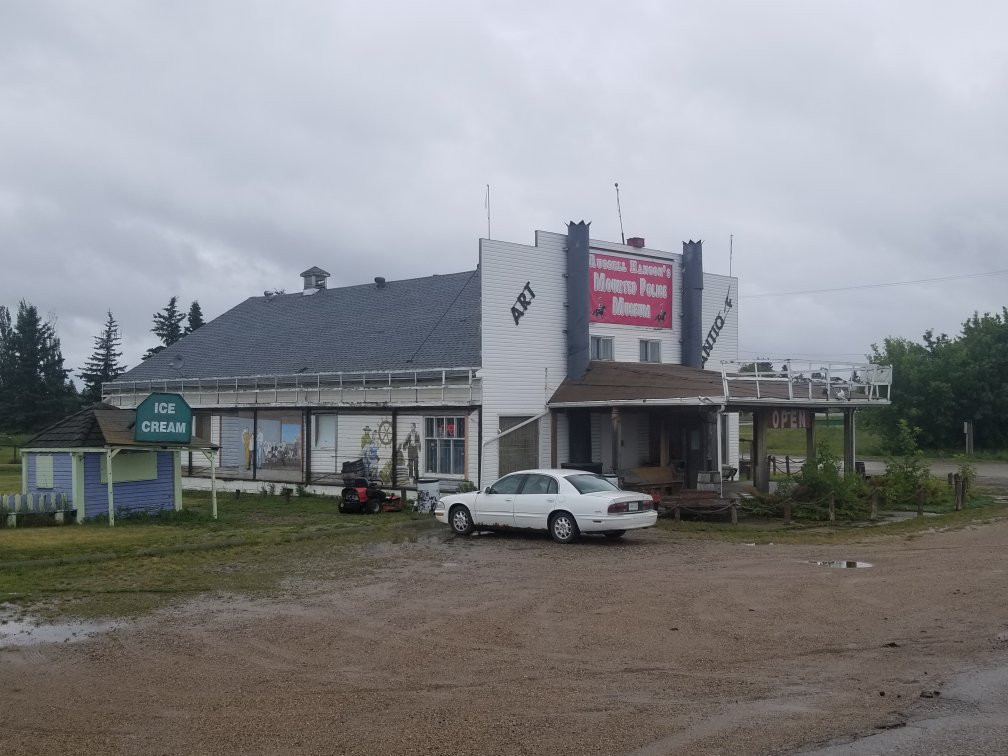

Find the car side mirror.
xmin=484 ymin=487 xmax=491 ymax=494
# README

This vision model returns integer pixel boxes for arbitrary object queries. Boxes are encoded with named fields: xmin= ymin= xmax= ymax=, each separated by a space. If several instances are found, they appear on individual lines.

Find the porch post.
xmin=752 ymin=410 xmax=769 ymax=494
xmin=105 ymin=448 xmax=115 ymax=527
xmin=210 ymin=448 xmax=218 ymax=520
xmin=550 ymin=409 xmax=558 ymax=468
xmin=173 ymin=451 xmax=183 ymax=511
xmin=843 ymin=410 xmax=855 ymax=476
xmin=610 ymin=408 xmax=622 ymax=474
xmin=805 ymin=411 xmax=817 ymax=465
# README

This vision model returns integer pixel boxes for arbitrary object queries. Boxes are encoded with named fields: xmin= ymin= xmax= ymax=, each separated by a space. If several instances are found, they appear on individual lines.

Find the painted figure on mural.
xmin=402 ymin=422 xmax=421 ymax=481
xmin=256 ymin=428 xmax=265 ymax=468
xmin=242 ymin=427 xmax=252 ymax=470
xmin=361 ymin=425 xmax=379 ymax=480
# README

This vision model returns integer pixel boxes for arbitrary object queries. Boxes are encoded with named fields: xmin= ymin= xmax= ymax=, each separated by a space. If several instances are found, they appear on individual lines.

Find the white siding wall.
xmin=479 ymin=234 xmax=568 ymax=483
xmin=701 ymin=273 xmax=740 ymax=368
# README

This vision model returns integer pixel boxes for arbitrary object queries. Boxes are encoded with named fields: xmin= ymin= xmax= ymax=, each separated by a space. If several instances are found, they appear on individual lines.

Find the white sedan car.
xmin=433 ymin=468 xmax=658 ymax=543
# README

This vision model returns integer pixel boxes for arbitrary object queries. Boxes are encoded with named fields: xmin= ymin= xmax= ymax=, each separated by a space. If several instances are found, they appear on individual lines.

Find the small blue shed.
xmin=19 ymin=402 xmax=217 ymax=525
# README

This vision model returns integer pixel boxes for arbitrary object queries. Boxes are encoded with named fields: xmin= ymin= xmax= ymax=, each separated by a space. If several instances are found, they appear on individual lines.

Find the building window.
xmin=424 ymin=416 xmax=466 ymax=476
xmin=639 ymin=339 xmax=660 ymax=363
xmin=498 ymin=416 xmax=539 ymax=476
xmin=590 ymin=336 xmax=614 ymax=361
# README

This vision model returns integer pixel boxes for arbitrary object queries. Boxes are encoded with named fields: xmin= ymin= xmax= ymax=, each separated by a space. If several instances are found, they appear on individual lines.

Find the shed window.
xmin=35 ymin=455 xmax=54 ymax=489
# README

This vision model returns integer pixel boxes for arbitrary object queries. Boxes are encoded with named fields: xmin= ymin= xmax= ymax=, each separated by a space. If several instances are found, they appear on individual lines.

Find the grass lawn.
xmin=1 ymin=490 xmax=439 ymax=621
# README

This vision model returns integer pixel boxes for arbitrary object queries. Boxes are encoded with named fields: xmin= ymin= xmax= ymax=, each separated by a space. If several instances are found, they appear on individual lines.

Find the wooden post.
xmin=674 ymin=504 xmax=681 ymax=522
xmin=869 ymin=488 xmax=878 ymax=520
xmin=730 ymin=498 xmax=738 ymax=525
xmin=947 ymin=472 xmax=955 ymax=489
xmin=954 ymin=479 xmax=963 ymax=511
xmin=828 ymin=493 xmax=835 ymax=522
xmin=785 ymin=456 xmax=791 ymax=477
xmin=916 ymin=487 xmax=925 ymax=517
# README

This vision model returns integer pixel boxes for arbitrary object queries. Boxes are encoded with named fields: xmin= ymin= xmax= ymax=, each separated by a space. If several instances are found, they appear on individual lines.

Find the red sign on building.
xmin=588 ymin=251 xmax=673 ymax=328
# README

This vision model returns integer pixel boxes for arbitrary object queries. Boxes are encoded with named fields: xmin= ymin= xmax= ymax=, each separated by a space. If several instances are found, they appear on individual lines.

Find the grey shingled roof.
xmin=116 ymin=269 xmax=481 ymax=382
xmin=23 ymin=403 xmax=117 ymax=448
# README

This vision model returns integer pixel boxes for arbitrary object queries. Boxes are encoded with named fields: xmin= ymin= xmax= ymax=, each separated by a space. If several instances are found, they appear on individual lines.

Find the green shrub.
xmin=882 ymin=420 xmax=941 ymax=508
xmin=787 ymin=442 xmax=869 ymax=520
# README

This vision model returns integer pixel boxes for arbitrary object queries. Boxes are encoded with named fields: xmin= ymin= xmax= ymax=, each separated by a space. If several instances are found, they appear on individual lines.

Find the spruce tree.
xmin=0 ymin=301 xmax=76 ymax=431
xmin=79 ymin=311 xmax=125 ymax=404
xmin=185 ymin=300 xmax=205 ymax=334
xmin=143 ymin=296 xmax=186 ymax=360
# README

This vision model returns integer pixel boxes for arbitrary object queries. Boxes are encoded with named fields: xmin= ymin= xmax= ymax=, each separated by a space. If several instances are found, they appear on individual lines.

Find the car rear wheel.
xmin=549 ymin=512 xmax=579 ymax=544
xmin=449 ymin=505 xmax=474 ymax=535
xmin=603 ymin=530 xmax=626 ymax=540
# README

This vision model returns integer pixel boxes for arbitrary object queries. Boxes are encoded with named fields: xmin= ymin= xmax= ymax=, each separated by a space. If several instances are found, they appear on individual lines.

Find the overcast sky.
xmin=3 ymin=1 xmax=1007 ymax=379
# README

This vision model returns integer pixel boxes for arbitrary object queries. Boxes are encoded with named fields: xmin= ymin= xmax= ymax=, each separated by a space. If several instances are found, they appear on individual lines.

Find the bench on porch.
xmin=620 ymin=465 xmax=684 ymax=497
xmin=2 ymin=493 xmax=75 ymax=527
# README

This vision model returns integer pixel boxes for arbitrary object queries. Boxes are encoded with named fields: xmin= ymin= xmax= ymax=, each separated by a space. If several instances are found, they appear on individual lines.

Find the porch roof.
xmin=547 ymin=361 xmax=891 ymax=410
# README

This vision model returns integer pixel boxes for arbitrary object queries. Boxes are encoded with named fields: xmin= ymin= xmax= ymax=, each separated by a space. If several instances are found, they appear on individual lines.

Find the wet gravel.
xmin=3 ymin=520 xmax=1008 ymax=754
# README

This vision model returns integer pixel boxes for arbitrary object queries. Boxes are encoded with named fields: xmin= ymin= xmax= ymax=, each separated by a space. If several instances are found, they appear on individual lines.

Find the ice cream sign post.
xmin=588 ymin=251 xmax=674 ymax=327
xmin=134 ymin=393 xmax=193 ymax=444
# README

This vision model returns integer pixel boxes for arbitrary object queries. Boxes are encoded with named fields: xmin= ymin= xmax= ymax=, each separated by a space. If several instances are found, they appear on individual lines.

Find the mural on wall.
xmin=340 ymin=415 xmax=394 ymax=483
xmin=588 ymin=250 xmax=674 ymax=328
xmin=255 ymin=414 xmax=303 ymax=470
xmin=401 ymin=421 xmax=422 ymax=482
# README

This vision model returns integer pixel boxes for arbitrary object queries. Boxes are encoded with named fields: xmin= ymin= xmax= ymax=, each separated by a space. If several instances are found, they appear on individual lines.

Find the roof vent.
xmin=627 ymin=237 xmax=645 ymax=248
xmin=375 ymin=276 xmax=386 ymax=289
xmin=300 ymin=266 xmax=330 ymax=294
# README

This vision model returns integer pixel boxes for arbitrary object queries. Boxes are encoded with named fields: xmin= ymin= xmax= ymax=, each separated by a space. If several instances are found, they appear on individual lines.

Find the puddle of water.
xmin=812 ymin=560 xmax=873 ymax=569
xmin=0 ymin=605 xmax=116 ymax=648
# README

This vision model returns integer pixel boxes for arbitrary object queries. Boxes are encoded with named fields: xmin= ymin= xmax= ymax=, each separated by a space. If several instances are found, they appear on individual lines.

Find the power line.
xmin=741 ymin=269 xmax=1008 ymax=299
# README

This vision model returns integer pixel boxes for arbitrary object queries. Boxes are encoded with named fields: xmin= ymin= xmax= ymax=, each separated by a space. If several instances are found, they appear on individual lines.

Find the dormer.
xmin=300 ymin=266 xmax=330 ymax=295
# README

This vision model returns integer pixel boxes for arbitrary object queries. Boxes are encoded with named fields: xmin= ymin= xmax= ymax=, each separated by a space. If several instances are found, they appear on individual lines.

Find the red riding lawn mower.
xmin=338 ymin=459 xmax=402 ymax=514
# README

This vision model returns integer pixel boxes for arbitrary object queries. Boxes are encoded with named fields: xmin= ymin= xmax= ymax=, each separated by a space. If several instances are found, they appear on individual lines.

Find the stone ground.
xmin=2 ymin=462 xmax=1008 ymax=755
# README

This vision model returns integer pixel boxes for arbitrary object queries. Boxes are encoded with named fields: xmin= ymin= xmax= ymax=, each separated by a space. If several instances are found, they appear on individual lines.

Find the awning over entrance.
xmin=548 ymin=362 xmax=724 ymax=408
xmin=548 ymin=361 xmax=892 ymax=411
xmin=548 ymin=361 xmax=893 ymax=494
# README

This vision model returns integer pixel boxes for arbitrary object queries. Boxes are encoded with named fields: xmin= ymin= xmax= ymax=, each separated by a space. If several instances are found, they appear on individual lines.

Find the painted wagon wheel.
xmin=376 ymin=420 xmax=393 ymax=446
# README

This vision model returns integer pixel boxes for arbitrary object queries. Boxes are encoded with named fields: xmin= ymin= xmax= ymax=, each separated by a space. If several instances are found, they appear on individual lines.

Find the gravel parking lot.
xmin=4 ymin=505 xmax=1008 ymax=755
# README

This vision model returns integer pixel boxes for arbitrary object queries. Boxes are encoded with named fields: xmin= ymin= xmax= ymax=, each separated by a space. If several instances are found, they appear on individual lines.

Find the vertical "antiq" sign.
xmin=134 ymin=393 xmax=194 ymax=443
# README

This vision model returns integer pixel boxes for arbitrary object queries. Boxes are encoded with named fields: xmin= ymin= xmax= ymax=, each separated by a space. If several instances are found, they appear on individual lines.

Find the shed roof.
xmin=113 ymin=269 xmax=481 ymax=383
xmin=23 ymin=404 xmax=216 ymax=450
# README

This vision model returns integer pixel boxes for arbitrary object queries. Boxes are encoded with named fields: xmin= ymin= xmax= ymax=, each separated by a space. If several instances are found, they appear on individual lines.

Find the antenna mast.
xmin=485 ymin=184 xmax=491 ymax=239
xmin=614 ymin=182 xmax=625 ymax=244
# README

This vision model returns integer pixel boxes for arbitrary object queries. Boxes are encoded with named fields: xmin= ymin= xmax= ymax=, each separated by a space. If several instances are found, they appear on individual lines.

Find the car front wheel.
xmin=549 ymin=512 xmax=579 ymax=544
xmin=449 ymin=505 xmax=474 ymax=535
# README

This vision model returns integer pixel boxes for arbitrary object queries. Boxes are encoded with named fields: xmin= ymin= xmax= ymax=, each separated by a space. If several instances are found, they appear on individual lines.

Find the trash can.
xmin=415 ymin=478 xmax=440 ymax=514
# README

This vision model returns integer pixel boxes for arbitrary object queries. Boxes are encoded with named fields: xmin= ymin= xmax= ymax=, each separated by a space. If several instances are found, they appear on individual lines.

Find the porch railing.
xmin=103 ymin=367 xmax=482 ymax=409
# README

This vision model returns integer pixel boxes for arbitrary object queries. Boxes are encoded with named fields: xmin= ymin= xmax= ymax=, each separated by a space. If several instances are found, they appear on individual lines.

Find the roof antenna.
xmin=485 ymin=184 xmax=491 ymax=239
xmin=614 ymin=182 xmax=625 ymax=244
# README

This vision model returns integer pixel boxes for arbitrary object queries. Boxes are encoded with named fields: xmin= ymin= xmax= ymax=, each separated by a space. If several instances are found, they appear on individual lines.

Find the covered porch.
xmin=548 ymin=361 xmax=892 ymax=496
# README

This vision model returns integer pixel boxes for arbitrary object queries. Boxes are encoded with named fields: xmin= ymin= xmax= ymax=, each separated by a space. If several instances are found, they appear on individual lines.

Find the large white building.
xmin=105 ymin=222 xmax=890 ymax=494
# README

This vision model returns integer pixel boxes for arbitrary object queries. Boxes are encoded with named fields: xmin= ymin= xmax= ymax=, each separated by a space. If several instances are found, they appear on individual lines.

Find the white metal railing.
xmin=102 ymin=367 xmax=482 ymax=409
xmin=719 ymin=360 xmax=892 ymax=403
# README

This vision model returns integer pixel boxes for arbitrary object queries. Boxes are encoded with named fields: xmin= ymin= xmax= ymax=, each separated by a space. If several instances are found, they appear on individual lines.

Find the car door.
xmin=512 ymin=473 xmax=558 ymax=530
xmin=472 ymin=474 xmax=525 ymax=528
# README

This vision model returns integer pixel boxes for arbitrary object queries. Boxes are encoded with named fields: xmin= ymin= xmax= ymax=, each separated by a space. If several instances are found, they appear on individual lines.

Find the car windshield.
xmin=566 ymin=473 xmax=620 ymax=494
